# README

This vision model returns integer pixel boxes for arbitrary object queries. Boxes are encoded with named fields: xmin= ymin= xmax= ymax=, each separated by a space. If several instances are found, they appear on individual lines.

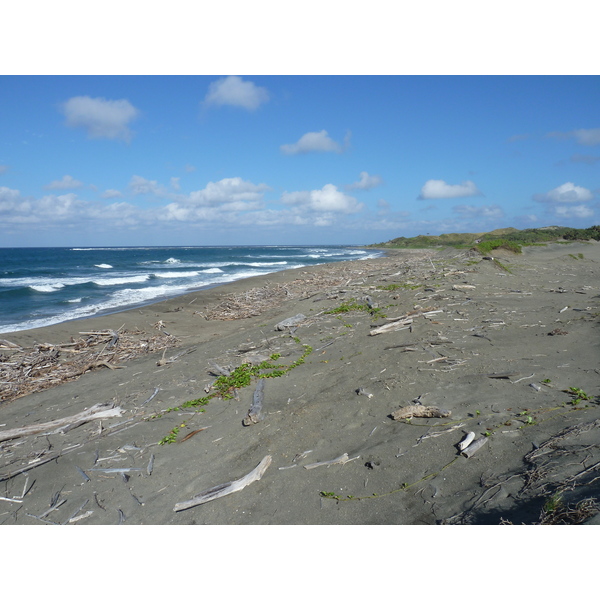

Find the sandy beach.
xmin=1 ymin=242 xmax=599 ymax=525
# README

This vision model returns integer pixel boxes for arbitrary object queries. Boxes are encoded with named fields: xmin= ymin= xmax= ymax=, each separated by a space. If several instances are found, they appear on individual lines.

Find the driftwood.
xmin=274 ymin=314 xmax=306 ymax=331
xmin=460 ymin=437 xmax=488 ymax=458
xmin=243 ymin=379 xmax=265 ymax=426
xmin=458 ymin=431 xmax=476 ymax=451
xmin=0 ymin=403 xmax=124 ymax=442
xmin=369 ymin=318 xmax=413 ymax=336
xmin=391 ymin=405 xmax=451 ymax=420
xmin=303 ymin=453 xmax=358 ymax=469
xmin=173 ymin=455 xmax=272 ymax=512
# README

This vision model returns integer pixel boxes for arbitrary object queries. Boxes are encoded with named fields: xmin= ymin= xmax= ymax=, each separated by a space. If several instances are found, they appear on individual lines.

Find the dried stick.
xmin=173 ymin=455 xmax=272 ymax=512
xmin=0 ymin=403 xmax=124 ymax=442
xmin=391 ymin=405 xmax=451 ymax=420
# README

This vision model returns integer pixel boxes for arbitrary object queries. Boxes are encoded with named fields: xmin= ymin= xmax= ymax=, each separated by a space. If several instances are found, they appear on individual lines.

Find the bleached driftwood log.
xmin=173 ymin=455 xmax=272 ymax=512
xmin=460 ymin=437 xmax=488 ymax=458
xmin=0 ymin=403 xmax=124 ymax=442
xmin=243 ymin=379 xmax=265 ymax=426
xmin=369 ymin=318 xmax=413 ymax=336
xmin=274 ymin=314 xmax=306 ymax=331
xmin=391 ymin=405 xmax=451 ymax=420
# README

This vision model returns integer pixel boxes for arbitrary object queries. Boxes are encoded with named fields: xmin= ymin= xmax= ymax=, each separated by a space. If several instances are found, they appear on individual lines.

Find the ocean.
xmin=0 ymin=246 xmax=382 ymax=334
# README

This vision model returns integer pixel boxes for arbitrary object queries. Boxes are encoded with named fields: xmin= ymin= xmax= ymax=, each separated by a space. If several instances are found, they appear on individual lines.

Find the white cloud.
xmin=570 ymin=154 xmax=600 ymax=165
xmin=61 ymin=96 xmax=139 ymax=142
xmin=553 ymin=204 xmax=594 ymax=218
xmin=418 ymin=179 xmax=483 ymax=200
xmin=346 ymin=171 xmax=383 ymax=190
xmin=548 ymin=128 xmax=600 ymax=146
xmin=281 ymin=184 xmax=363 ymax=214
xmin=101 ymin=189 xmax=123 ymax=199
xmin=533 ymin=182 xmax=593 ymax=204
xmin=128 ymin=175 xmax=164 ymax=196
xmin=44 ymin=174 xmax=83 ymax=190
xmin=170 ymin=177 xmax=181 ymax=191
xmin=280 ymin=130 xmax=345 ymax=155
xmin=204 ymin=76 xmax=269 ymax=111
xmin=187 ymin=177 xmax=270 ymax=207
xmin=452 ymin=204 xmax=505 ymax=219
xmin=184 ymin=164 xmax=196 ymax=173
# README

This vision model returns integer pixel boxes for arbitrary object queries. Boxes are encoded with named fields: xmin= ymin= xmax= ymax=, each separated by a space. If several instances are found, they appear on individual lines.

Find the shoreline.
xmin=1 ymin=243 xmax=599 ymax=525
xmin=0 ymin=246 xmax=384 ymax=336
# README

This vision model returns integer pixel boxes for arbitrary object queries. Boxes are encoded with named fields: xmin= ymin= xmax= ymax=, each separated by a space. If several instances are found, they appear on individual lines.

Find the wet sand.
xmin=1 ymin=242 xmax=599 ymax=526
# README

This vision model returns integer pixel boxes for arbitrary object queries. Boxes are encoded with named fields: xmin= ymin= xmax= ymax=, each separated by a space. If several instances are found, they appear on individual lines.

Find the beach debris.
xmin=75 ymin=465 xmax=91 ymax=482
xmin=0 ymin=328 xmax=179 ymax=403
xmin=458 ymin=431 xmax=476 ymax=451
xmin=559 ymin=306 xmax=569 ymax=313
xmin=356 ymin=387 xmax=374 ymax=398
xmin=304 ymin=453 xmax=359 ymax=470
xmin=274 ymin=314 xmax=306 ymax=331
xmin=179 ymin=427 xmax=210 ymax=443
xmin=369 ymin=318 xmax=413 ymax=336
xmin=157 ymin=346 xmax=196 ymax=366
xmin=141 ymin=387 xmax=160 ymax=406
xmin=460 ymin=436 xmax=488 ymax=458
xmin=0 ymin=339 xmax=22 ymax=350
xmin=173 ymin=455 xmax=272 ymax=512
xmin=147 ymin=454 xmax=155 ymax=476
xmin=529 ymin=383 xmax=542 ymax=392
xmin=243 ymin=379 xmax=265 ymax=426
xmin=548 ymin=328 xmax=568 ymax=336
xmin=452 ymin=284 xmax=476 ymax=290
xmin=391 ymin=405 xmax=451 ymax=420
xmin=0 ymin=403 xmax=125 ymax=443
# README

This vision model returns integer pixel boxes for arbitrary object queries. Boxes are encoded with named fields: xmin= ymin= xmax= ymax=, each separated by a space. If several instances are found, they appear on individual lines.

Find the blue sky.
xmin=1 ymin=74 xmax=598 ymax=247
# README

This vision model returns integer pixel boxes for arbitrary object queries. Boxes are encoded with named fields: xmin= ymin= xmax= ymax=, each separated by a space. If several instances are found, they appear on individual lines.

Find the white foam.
xmin=30 ymin=283 xmax=65 ymax=293
xmin=94 ymin=275 xmax=150 ymax=286
xmin=153 ymin=271 xmax=200 ymax=279
xmin=165 ymin=258 xmax=180 ymax=264
xmin=94 ymin=264 xmax=113 ymax=269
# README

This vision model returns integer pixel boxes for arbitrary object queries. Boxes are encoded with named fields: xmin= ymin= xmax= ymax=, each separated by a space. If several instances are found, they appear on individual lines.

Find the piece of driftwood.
xmin=243 ymin=379 xmax=265 ymax=426
xmin=274 ymin=314 xmax=306 ymax=331
xmin=173 ymin=455 xmax=272 ymax=512
xmin=303 ymin=453 xmax=357 ymax=469
xmin=458 ymin=431 xmax=476 ymax=451
xmin=460 ymin=437 xmax=488 ymax=457
xmin=0 ymin=403 xmax=124 ymax=442
xmin=391 ymin=405 xmax=451 ymax=420
xmin=369 ymin=318 xmax=413 ymax=336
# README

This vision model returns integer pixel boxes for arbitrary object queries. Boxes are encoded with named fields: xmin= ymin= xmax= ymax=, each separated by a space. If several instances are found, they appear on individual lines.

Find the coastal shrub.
xmin=474 ymin=239 xmax=522 ymax=255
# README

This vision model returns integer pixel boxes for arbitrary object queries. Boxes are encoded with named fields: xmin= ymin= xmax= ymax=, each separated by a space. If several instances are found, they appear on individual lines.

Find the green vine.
xmin=157 ymin=341 xmax=313 ymax=444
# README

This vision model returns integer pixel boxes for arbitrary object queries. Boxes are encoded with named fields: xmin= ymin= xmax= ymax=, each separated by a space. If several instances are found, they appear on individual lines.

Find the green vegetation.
xmin=325 ymin=298 xmax=387 ymax=319
xmin=157 ymin=342 xmax=313 ymax=444
xmin=564 ymin=387 xmax=594 ymax=406
xmin=370 ymin=225 xmax=600 ymax=250
xmin=473 ymin=239 xmax=522 ymax=255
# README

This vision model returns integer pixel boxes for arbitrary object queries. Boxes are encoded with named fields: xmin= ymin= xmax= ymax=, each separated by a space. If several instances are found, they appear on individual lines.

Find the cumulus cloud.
xmin=187 ymin=177 xmax=270 ymax=207
xmin=533 ymin=182 xmax=593 ymax=204
xmin=44 ymin=175 xmax=83 ymax=190
xmin=170 ymin=177 xmax=181 ymax=191
xmin=452 ymin=204 xmax=505 ymax=219
xmin=552 ymin=204 xmax=594 ymax=218
xmin=418 ymin=179 xmax=483 ymax=200
xmin=204 ymin=76 xmax=269 ymax=111
xmin=281 ymin=184 xmax=363 ymax=214
xmin=346 ymin=171 xmax=383 ymax=190
xmin=280 ymin=130 xmax=347 ymax=155
xmin=547 ymin=128 xmax=600 ymax=146
xmin=128 ymin=175 xmax=165 ymax=196
xmin=61 ymin=96 xmax=140 ymax=142
xmin=101 ymin=189 xmax=123 ymax=199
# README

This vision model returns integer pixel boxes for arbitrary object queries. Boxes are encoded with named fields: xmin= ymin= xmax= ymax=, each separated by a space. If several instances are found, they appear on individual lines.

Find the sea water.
xmin=0 ymin=246 xmax=381 ymax=333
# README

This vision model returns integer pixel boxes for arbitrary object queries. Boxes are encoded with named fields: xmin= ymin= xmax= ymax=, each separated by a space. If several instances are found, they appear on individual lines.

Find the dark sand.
xmin=1 ymin=242 xmax=599 ymax=526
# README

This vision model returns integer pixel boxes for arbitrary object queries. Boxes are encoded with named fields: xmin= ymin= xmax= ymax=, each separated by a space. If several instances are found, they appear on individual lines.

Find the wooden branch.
xmin=0 ymin=403 xmax=124 ymax=442
xmin=243 ymin=379 xmax=265 ymax=426
xmin=173 ymin=455 xmax=272 ymax=512
xmin=369 ymin=318 xmax=413 ymax=336
xmin=391 ymin=405 xmax=451 ymax=420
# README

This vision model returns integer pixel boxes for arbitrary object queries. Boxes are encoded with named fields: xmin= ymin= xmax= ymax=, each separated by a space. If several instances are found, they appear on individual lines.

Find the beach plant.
xmin=157 ymin=341 xmax=313 ymax=444
xmin=564 ymin=386 xmax=593 ymax=405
